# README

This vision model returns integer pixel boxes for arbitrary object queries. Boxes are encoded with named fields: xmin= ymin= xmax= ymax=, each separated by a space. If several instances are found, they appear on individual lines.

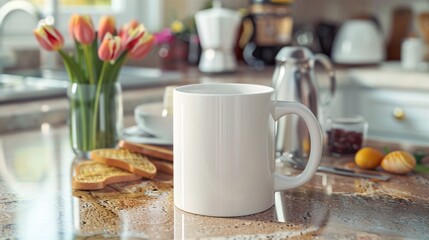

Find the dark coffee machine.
xmin=242 ymin=0 xmax=294 ymax=69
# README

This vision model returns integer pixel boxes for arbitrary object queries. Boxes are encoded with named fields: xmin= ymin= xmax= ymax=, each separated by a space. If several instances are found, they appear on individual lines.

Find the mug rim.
xmin=174 ymin=83 xmax=274 ymax=96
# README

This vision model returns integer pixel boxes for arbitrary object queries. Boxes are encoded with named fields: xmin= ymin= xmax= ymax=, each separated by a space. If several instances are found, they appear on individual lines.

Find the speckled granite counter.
xmin=0 ymin=120 xmax=428 ymax=239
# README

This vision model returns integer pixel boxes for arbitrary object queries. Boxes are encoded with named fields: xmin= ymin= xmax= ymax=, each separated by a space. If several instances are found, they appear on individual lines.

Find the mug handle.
xmin=273 ymin=101 xmax=323 ymax=191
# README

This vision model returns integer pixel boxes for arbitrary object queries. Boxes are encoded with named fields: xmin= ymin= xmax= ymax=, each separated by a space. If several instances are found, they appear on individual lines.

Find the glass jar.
xmin=326 ymin=115 xmax=368 ymax=156
xmin=68 ymin=82 xmax=123 ymax=158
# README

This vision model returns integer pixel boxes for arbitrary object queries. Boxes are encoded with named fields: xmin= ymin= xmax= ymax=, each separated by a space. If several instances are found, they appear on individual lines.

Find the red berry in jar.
xmin=327 ymin=128 xmax=363 ymax=155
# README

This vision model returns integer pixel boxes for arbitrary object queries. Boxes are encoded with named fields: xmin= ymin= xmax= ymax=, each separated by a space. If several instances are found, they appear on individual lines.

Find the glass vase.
xmin=67 ymin=82 xmax=123 ymax=158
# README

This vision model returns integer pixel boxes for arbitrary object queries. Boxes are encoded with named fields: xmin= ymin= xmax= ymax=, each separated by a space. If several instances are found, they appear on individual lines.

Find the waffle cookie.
xmin=90 ymin=148 xmax=157 ymax=179
xmin=72 ymin=161 xmax=141 ymax=190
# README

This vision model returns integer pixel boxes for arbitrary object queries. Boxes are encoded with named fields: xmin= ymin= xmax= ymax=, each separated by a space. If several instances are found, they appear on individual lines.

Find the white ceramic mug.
xmin=173 ymin=83 xmax=323 ymax=217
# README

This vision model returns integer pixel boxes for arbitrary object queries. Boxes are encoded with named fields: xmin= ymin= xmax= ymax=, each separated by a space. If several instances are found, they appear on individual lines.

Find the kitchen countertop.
xmin=1 ymin=64 xmax=429 ymax=239
xmin=0 ymin=118 xmax=428 ymax=239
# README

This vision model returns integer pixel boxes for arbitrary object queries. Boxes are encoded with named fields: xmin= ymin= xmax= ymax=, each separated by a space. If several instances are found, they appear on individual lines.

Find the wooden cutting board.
xmin=387 ymin=7 xmax=412 ymax=60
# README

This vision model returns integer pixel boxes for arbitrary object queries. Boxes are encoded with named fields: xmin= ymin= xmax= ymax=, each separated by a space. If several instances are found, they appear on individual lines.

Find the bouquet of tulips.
xmin=33 ymin=15 xmax=154 ymax=155
xmin=33 ymin=15 xmax=154 ymax=84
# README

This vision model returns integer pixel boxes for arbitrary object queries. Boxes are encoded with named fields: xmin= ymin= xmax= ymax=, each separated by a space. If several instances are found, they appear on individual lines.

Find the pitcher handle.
xmin=314 ymin=54 xmax=336 ymax=107
xmin=273 ymin=101 xmax=323 ymax=191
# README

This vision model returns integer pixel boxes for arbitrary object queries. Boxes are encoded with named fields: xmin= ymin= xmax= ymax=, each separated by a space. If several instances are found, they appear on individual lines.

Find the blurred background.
xmin=2 ymin=0 xmax=429 ymax=69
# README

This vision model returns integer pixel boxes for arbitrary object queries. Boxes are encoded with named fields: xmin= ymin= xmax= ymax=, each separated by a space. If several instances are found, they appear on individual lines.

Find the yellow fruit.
xmin=354 ymin=147 xmax=385 ymax=169
xmin=381 ymin=151 xmax=416 ymax=175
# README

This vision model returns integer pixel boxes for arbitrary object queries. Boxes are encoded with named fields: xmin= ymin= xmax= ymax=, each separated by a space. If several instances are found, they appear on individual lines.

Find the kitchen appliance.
xmin=332 ymin=19 xmax=384 ymax=64
xmin=242 ymin=0 xmax=294 ymax=68
xmin=195 ymin=0 xmax=241 ymax=73
xmin=272 ymin=46 xmax=335 ymax=162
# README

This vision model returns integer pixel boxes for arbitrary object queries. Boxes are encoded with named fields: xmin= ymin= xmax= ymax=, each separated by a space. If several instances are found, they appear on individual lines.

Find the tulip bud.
xmin=73 ymin=15 xmax=95 ymax=45
xmin=98 ymin=15 xmax=116 ymax=41
xmin=33 ymin=20 xmax=64 ymax=51
xmin=128 ymin=33 xmax=154 ymax=60
xmin=68 ymin=14 xmax=79 ymax=38
xmin=98 ymin=33 xmax=122 ymax=61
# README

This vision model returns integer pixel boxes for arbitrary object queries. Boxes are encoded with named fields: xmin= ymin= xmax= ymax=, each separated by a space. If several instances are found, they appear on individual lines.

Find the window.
xmin=33 ymin=0 xmax=162 ymax=30
xmin=1 ymin=0 xmax=163 ymax=47
xmin=32 ymin=0 xmax=112 ymax=6
xmin=31 ymin=0 xmax=112 ymax=6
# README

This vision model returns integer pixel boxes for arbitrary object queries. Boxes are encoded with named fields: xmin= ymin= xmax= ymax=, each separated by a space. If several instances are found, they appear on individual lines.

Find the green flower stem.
xmin=58 ymin=50 xmax=85 ymax=83
xmin=110 ymin=52 xmax=128 ymax=83
xmin=75 ymin=40 xmax=85 ymax=75
xmin=77 ymin=86 xmax=89 ymax=150
xmin=83 ymin=44 xmax=95 ymax=84
xmin=91 ymin=61 xmax=110 ymax=149
xmin=68 ymin=83 xmax=90 ymax=152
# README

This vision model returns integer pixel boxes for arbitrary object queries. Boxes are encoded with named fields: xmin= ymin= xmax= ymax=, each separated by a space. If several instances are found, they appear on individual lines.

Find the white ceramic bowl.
xmin=134 ymin=102 xmax=173 ymax=140
xmin=332 ymin=20 xmax=385 ymax=64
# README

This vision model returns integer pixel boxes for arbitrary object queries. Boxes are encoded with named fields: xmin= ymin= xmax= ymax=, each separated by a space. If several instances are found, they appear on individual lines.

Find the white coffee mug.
xmin=173 ymin=83 xmax=322 ymax=217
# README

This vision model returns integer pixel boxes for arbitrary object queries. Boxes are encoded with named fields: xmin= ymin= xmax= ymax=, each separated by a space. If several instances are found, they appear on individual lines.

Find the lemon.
xmin=354 ymin=147 xmax=385 ymax=169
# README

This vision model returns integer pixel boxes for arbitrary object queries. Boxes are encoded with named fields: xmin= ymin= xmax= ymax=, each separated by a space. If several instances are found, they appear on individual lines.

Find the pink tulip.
xmin=128 ymin=33 xmax=154 ymax=60
xmin=120 ymin=21 xmax=146 ymax=50
xmin=33 ymin=20 xmax=64 ymax=51
xmin=118 ymin=19 xmax=139 ymax=37
xmin=98 ymin=33 xmax=122 ymax=61
xmin=72 ymin=15 xmax=95 ymax=44
xmin=98 ymin=15 xmax=116 ymax=41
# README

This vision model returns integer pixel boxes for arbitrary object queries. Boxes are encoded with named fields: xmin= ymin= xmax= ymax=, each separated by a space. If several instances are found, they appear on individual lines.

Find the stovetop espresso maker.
xmin=272 ymin=46 xmax=336 ymax=162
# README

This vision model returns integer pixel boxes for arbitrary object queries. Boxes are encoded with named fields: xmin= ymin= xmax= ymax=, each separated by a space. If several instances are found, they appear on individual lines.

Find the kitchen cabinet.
xmin=356 ymin=87 xmax=429 ymax=143
xmin=329 ymin=65 xmax=429 ymax=145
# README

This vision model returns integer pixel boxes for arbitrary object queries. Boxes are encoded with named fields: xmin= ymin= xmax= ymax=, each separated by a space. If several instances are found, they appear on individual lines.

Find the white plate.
xmin=122 ymin=126 xmax=173 ymax=145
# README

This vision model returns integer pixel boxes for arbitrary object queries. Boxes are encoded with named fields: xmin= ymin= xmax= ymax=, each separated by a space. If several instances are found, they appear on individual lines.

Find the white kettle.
xmin=195 ymin=0 xmax=241 ymax=73
xmin=332 ymin=19 xmax=385 ymax=64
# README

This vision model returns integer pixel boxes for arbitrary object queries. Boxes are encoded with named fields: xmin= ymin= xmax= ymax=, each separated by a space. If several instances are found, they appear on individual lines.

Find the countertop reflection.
xmin=0 ymin=121 xmax=428 ymax=239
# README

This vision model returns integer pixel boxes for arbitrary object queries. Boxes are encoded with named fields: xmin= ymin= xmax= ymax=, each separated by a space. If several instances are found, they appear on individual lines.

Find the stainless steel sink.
xmin=0 ymin=67 xmax=183 ymax=103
